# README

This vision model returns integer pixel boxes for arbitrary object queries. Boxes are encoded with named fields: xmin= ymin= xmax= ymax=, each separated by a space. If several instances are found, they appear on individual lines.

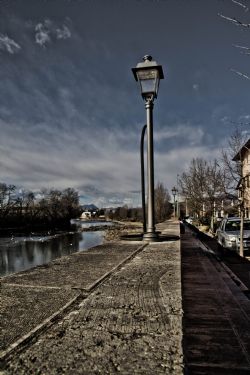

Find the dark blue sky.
xmin=0 ymin=0 xmax=249 ymax=206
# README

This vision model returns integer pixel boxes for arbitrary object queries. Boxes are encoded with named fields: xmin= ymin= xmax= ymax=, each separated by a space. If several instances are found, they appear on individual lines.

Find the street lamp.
xmin=176 ymin=174 xmax=180 ymax=218
xmin=132 ymin=55 xmax=164 ymax=241
xmin=172 ymin=186 xmax=178 ymax=218
xmin=238 ymin=177 xmax=245 ymax=257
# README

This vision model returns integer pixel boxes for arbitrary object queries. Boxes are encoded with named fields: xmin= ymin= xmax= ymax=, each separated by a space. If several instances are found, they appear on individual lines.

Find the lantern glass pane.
xmin=136 ymin=68 xmax=159 ymax=96
xmin=137 ymin=69 xmax=158 ymax=81
xmin=155 ymin=77 xmax=160 ymax=96
xmin=139 ymin=78 xmax=156 ymax=95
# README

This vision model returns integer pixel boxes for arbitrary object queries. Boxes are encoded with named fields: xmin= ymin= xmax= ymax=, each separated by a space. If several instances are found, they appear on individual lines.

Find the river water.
xmin=0 ymin=220 xmax=114 ymax=277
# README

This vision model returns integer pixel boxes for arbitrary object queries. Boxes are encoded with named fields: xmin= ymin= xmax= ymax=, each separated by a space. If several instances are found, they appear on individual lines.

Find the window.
xmin=225 ymin=221 xmax=240 ymax=231
xmin=244 ymin=221 xmax=250 ymax=230
xmin=225 ymin=220 xmax=250 ymax=231
xmin=246 ymin=208 xmax=249 ymax=219
xmin=246 ymin=150 xmax=250 ymax=164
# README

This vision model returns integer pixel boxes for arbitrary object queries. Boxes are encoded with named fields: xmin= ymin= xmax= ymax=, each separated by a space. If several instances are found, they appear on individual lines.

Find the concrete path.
xmin=1 ymin=221 xmax=183 ymax=374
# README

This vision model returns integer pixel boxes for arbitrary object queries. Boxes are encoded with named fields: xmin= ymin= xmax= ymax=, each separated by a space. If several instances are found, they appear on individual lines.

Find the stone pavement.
xmin=1 ymin=221 xmax=184 ymax=374
xmin=0 ymin=242 xmax=145 ymax=356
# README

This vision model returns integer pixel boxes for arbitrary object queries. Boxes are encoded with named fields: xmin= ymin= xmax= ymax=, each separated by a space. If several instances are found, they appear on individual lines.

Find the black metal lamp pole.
xmin=172 ymin=186 xmax=178 ymax=218
xmin=132 ymin=55 xmax=164 ymax=241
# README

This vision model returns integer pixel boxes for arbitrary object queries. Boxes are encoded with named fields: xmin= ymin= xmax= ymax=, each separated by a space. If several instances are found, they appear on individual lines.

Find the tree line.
xmin=0 ymin=184 xmax=81 ymax=231
xmin=107 ymin=182 xmax=172 ymax=223
xmin=0 ymin=181 xmax=173 ymax=232
xmin=178 ymin=127 xmax=248 ymax=224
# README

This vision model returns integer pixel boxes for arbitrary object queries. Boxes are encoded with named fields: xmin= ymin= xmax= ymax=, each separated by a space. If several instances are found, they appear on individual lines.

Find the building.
xmin=233 ymin=138 xmax=250 ymax=218
xmin=80 ymin=211 xmax=92 ymax=220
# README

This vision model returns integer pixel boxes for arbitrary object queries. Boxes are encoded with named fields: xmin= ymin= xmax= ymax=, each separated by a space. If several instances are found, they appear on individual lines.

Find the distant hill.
xmin=81 ymin=204 xmax=99 ymax=211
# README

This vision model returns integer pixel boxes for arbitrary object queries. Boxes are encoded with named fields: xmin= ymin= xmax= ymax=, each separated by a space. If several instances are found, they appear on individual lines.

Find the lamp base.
xmin=143 ymin=232 xmax=159 ymax=242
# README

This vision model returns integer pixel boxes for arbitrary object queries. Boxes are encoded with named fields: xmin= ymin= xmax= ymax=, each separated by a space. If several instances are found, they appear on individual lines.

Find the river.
xmin=0 ymin=220 xmax=114 ymax=277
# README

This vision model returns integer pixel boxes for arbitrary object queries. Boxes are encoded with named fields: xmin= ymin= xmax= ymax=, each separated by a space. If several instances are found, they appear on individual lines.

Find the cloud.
xmin=35 ymin=21 xmax=51 ymax=46
xmin=0 ymin=102 xmax=219 ymax=208
xmin=220 ymin=116 xmax=230 ymax=124
xmin=56 ymin=25 xmax=71 ymax=40
xmin=0 ymin=110 xmax=141 ymax=191
xmin=153 ymin=143 xmax=222 ymax=202
xmin=154 ymin=124 xmax=204 ymax=146
xmin=239 ymin=114 xmax=250 ymax=121
xmin=0 ymin=34 xmax=21 ymax=54
xmin=35 ymin=19 xmax=71 ymax=47
xmin=0 ymin=60 xmax=215 ymax=208
xmin=79 ymin=188 xmax=141 ymax=208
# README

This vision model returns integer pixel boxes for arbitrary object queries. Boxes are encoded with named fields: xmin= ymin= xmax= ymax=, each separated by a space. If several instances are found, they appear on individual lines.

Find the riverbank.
xmin=0 ymin=221 xmax=74 ymax=237
xmin=0 ymin=227 xmax=105 ymax=277
xmin=1 ymin=219 xmax=138 ymax=278
xmin=105 ymin=221 xmax=143 ymax=241
xmin=79 ymin=220 xmax=143 ymax=241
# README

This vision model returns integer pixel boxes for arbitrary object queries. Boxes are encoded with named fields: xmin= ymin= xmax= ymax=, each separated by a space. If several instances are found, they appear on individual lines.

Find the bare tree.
xmin=0 ymin=183 xmax=16 ymax=219
xmin=37 ymin=188 xmax=81 ymax=223
xmin=154 ymin=182 xmax=172 ymax=223
xmin=221 ymin=126 xmax=248 ymax=192
xmin=219 ymin=0 xmax=250 ymax=79
xmin=179 ymin=158 xmax=226 ymax=219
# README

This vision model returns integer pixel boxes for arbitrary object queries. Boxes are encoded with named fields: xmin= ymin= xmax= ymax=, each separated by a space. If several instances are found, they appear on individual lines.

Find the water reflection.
xmin=0 ymin=230 xmax=105 ymax=277
xmin=71 ymin=219 xmax=114 ymax=229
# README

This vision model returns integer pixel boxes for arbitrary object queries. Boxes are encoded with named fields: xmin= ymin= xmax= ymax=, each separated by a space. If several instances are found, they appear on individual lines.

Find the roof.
xmin=225 ymin=216 xmax=240 ymax=221
xmin=232 ymin=138 xmax=250 ymax=161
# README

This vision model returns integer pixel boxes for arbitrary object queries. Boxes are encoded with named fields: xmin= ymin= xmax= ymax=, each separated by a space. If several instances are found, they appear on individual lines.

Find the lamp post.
xmin=185 ymin=197 xmax=189 ymax=217
xmin=238 ymin=176 xmax=245 ymax=257
xmin=176 ymin=174 xmax=180 ymax=218
xmin=132 ymin=55 xmax=164 ymax=241
xmin=172 ymin=186 xmax=178 ymax=218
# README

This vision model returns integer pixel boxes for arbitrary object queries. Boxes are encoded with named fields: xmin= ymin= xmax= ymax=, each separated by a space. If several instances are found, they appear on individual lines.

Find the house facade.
xmin=233 ymin=139 xmax=250 ymax=218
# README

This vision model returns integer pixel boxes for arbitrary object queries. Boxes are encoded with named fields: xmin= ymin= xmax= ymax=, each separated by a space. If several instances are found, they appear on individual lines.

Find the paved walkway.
xmin=1 ymin=221 xmax=183 ymax=374
xmin=182 ymin=228 xmax=250 ymax=374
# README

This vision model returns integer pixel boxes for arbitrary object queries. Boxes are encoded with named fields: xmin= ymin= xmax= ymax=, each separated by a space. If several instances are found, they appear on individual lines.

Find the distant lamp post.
xmin=176 ymin=174 xmax=180 ymax=218
xmin=238 ymin=177 xmax=245 ymax=257
xmin=172 ymin=186 xmax=178 ymax=218
xmin=132 ymin=55 xmax=164 ymax=241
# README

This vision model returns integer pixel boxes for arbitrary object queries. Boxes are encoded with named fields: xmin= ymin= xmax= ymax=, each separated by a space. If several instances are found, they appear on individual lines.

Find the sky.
xmin=0 ymin=0 xmax=250 ymax=207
